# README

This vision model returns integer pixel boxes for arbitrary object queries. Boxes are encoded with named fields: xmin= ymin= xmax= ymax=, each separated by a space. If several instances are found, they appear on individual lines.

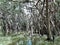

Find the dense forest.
xmin=0 ymin=0 xmax=60 ymax=45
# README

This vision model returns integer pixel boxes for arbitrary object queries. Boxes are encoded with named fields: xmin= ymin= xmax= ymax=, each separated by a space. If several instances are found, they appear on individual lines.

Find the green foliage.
xmin=56 ymin=0 xmax=60 ymax=2
xmin=0 ymin=0 xmax=60 ymax=45
xmin=0 ymin=1 xmax=28 ymax=34
xmin=0 ymin=32 xmax=60 ymax=45
xmin=0 ymin=0 xmax=4 ymax=2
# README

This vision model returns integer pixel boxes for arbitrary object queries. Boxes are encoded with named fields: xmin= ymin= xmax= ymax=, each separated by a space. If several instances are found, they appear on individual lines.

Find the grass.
xmin=0 ymin=32 xmax=60 ymax=45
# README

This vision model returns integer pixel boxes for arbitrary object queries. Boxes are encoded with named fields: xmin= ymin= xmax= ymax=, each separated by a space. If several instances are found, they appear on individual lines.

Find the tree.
xmin=46 ymin=0 xmax=53 ymax=40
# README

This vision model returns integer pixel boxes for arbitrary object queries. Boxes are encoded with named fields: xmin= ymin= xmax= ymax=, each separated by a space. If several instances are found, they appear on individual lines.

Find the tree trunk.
xmin=46 ymin=0 xmax=52 ymax=40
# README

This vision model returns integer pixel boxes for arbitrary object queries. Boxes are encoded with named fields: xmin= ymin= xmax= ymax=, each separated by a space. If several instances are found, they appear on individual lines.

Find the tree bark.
xmin=46 ymin=0 xmax=52 ymax=40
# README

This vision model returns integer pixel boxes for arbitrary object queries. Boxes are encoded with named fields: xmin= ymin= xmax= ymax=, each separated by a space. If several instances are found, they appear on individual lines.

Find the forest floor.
xmin=0 ymin=32 xmax=60 ymax=45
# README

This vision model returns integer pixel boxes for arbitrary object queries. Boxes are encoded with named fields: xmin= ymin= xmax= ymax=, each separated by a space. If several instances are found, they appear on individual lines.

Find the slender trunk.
xmin=46 ymin=0 xmax=52 ymax=40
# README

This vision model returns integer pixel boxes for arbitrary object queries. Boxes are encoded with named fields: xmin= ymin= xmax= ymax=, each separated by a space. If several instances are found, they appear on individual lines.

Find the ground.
xmin=0 ymin=32 xmax=60 ymax=45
